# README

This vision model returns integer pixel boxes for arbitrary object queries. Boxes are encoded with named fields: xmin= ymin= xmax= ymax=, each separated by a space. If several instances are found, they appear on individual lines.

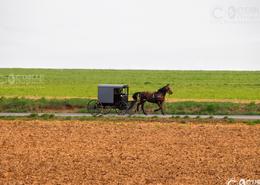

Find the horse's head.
xmin=165 ymin=84 xmax=173 ymax=95
xmin=158 ymin=84 xmax=173 ymax=95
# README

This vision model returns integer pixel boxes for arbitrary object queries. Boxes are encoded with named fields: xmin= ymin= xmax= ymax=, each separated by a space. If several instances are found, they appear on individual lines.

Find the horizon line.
xmin=0 ymin=67 xmax=259 ymax=72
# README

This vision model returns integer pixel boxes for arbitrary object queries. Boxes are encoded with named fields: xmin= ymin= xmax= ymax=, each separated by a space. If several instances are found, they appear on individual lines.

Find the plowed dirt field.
xmin=0 ymin=120 xmax=259 ymax=185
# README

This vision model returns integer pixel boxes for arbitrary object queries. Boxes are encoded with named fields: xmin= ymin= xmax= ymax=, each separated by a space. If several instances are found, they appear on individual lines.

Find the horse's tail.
xmin=132 ymin=92 xmax=141 ymax=102
xmin=128 ymin=92 xmax=141 ymax=111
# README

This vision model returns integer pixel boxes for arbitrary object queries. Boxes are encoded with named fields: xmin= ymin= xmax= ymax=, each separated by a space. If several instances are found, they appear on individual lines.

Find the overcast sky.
xmin=0 ymin=0 xmax=260 ymax=70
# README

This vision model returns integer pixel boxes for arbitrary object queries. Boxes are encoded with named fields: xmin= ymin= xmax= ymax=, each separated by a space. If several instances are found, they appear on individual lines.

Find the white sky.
xmin=0 ymin=0 xmax=260 ymax=70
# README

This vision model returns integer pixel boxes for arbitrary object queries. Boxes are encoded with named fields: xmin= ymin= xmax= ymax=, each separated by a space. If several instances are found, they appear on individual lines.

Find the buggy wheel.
xmin=87 ymin=100 xmax=102 ymax=116
xmin=116 ymin=101 xmax=129 ymax=115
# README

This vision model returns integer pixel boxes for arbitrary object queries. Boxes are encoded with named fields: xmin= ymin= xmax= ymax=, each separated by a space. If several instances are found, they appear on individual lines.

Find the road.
xmin=0 ymin=113 xmax=260 ymax=120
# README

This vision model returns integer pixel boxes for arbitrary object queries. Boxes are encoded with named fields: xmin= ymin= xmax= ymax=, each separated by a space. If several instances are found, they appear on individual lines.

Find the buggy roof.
xmin=98 ymin=84 xmax=128 ymax=88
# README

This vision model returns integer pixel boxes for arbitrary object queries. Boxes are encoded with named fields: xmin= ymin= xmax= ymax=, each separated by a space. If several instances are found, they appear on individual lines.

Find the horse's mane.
xmin=157 ymin=85 xmax=166 ymax=93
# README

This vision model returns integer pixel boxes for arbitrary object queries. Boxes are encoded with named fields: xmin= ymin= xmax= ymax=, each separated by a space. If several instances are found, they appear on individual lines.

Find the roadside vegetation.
xmin=0 ymin=97 xmax=259 ymax=115
xmin=0 ymin=113 xmax=259 ymax=125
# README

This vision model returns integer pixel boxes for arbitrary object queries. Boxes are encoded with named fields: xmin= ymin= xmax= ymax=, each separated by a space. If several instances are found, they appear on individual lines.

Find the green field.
xmin=0 ymin=68 xmax=259 ymax=100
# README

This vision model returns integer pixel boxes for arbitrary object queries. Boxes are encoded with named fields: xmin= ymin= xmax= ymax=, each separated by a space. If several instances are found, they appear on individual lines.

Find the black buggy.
xmin=87 ymin=84 xmax=132 ymax=115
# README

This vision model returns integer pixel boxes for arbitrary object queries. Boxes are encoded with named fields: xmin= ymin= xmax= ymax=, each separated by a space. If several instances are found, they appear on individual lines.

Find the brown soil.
xmin=0 ymin=120 xmax=259 ymax=185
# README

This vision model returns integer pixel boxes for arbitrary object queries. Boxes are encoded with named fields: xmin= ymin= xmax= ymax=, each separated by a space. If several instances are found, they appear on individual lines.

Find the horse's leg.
xmin=141 ymin=102 xmax=147 ymax=115
xmin=135 ymin=96 xmax=144 ymax=112
xmin=154 ymin=102 xmax=161 ymax=112
xmin=160 ymin=102 xmax=165 ymax=115
xmin=136 ymin=102 xmax=141 ymax=112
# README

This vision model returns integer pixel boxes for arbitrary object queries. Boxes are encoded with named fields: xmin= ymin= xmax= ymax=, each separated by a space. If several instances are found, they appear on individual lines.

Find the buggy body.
xmin=98 ymin=84 xmax=128 ymax=106
xmin=87 ymin=84 xmax=131 ymax=115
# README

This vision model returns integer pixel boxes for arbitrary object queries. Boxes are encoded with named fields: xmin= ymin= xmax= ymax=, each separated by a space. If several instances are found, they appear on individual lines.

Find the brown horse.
xmin=132 ymin=84 xmax=173 ymax=115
